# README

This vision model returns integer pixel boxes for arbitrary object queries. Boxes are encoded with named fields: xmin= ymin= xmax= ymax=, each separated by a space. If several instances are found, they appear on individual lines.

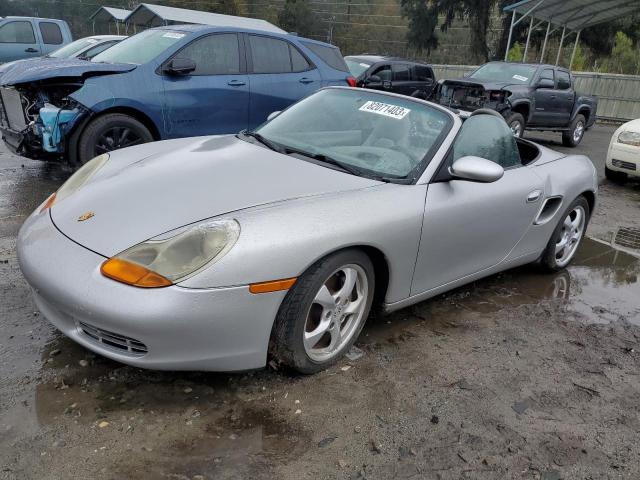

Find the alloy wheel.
xmin=510 ymin=121 xmax=523 ymax=137
xmin=303 ymin=264 xmax=368 ymax=362
xmin=554 ymin=205 xmax=586 ymax=267
xmin=573 ymin=121 xmax=585 ymax=143
xmin=95 ymin=126 xmax=144 ymax=156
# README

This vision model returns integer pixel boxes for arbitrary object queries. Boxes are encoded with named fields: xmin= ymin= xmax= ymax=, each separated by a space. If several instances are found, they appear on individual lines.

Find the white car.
xmin=606 ymin=119 xmax=640 ymax=182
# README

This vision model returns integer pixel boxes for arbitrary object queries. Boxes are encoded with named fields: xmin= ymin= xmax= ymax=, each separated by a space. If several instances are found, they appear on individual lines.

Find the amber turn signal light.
xmin=101 ymin=258 xmax=172 ymax=288
xmin=40 ymin=192 xmax=57 ymax=213
xmin=249 ymin=277 xmax=297 ymax=294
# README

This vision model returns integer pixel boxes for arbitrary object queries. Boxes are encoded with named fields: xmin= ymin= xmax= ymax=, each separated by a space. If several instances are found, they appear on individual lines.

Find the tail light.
xmin=346 ymin=76 xmax=357 ymax=87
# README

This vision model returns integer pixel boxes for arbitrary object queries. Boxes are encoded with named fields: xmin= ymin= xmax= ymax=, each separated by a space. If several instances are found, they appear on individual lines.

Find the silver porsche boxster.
xmin=17 ymin=87 xmax=597 ymax=373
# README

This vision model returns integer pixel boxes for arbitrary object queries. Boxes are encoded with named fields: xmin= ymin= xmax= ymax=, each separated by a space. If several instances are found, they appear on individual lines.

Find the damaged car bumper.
xmin=0 ymin=85 xmax=87 ymax=159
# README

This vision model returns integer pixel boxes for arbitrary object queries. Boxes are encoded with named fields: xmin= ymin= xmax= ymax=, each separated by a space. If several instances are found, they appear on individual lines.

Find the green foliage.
xmin=400 ymin=0 xmax=440 ymax=54
xmin=277 ymin=0 xmax=315 ymax=37
xmin=602 ymin=31 xmax=638 ymax=74
xmin=506 ymin=42 xmax=523 ymax=62
xmin=570 ymin=43 xmax=588 ymax=71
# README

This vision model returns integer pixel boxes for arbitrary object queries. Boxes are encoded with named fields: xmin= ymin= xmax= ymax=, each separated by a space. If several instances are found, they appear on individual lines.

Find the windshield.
xmin=254 ymin=89 xmax=451 ymax=180
xmin=345 ymin=58 xmax=372 ymax=77
xmin=470 ymin=63 xmax=537 ymax=84
xmin=48 ymin=38 xmax=99 ymax=58
xmin=91 ymin=29 xmax=186 ymax=65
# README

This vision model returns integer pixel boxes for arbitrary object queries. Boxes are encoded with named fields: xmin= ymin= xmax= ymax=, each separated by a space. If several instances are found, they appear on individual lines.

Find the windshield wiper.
xmin=239 ymin=130 xmax=286 ymax=153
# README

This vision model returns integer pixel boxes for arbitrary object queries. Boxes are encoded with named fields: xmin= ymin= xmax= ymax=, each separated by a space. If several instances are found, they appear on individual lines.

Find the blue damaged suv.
xmin=0 ymin=24 xmax=354 ymax=164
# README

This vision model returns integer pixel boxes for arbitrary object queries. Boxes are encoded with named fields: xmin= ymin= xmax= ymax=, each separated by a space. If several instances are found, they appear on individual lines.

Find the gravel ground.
xmin=1 ymin=124 xmax=639 ymax=480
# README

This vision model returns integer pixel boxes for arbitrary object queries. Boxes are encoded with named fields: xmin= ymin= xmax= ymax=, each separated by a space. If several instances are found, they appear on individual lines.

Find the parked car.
xmin=0 ymin=35 xmax=126 ymax=77
xmin=605 ymin=118 xmax=640 ymax=183
xmin=0 ymin=24 xmax=353 ymax=165
xmin=345 ymin=55 xmax=436 ymax=99
xmin=433 ymin=61 xmax=597 ymax=147
xmin=0 ymin=17 xmax=72 ymax=63
xmin=17 ymin=87 xmax=597 ymax=373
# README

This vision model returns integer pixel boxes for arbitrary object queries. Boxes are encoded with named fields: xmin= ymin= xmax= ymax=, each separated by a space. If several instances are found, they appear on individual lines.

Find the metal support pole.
xmin=116 ymin=21 xmax=120 ymax=35
xmin=523 ymin=16 xmax=534 ymax=62
xmin=569 ymin=30 xmax=581 ymax=70
xmin=504 ymin=10 xmax=516 ymax=61
xmin=92 ymin=20 xmax=95 ymax=35
xmin=540 ymin=21 xmax=551 ymax=63
xmin=555 ymin=26 xmax=566 ymax=65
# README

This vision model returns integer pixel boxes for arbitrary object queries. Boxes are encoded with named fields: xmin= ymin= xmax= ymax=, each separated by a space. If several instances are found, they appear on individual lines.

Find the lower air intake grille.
xmin=613 ymin=227 xmax=640 ymax=251
xmin=77 ymin=321 xmax=148 ymax=356
xmin=612 ymin=159 xmax=637 ymax=171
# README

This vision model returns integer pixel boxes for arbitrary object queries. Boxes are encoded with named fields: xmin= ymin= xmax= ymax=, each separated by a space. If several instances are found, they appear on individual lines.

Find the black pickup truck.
xmin=432 ymin=62 xmax=598 ymax=147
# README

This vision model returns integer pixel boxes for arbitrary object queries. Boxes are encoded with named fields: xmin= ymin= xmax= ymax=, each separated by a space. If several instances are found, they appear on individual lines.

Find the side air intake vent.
xmin=534 ymin=196 xmax=563 ymax=225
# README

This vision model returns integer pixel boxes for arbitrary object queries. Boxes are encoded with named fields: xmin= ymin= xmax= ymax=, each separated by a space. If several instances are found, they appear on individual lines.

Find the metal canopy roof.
xmin=125 ymin=3 xmax=286 ymax=34
xmin=504 ymin=0 xmax=640 ymax=31
xmin=89 ymin=6 xmax=131 ymax=22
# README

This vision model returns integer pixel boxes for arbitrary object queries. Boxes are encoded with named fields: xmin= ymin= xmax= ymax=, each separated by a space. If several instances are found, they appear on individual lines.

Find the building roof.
xmin=90 ymin=6 xmax=131 ymax=22
xmin=504 ymin=0 xmax=640 ymax=31
xmin=124 ymin=3 xmax=286 ymax=34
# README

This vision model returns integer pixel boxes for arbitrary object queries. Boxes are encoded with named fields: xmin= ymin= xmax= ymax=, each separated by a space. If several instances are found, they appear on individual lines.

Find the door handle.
xmin=227 ymin=80 xmax=246 ymax=87
xmin=25 ymin=48 xmax=38 ymax=53
xmin=299 ymin=77 xmax=314 ymax=84
xmin=527 ymin=190 xmax=542 ymax=203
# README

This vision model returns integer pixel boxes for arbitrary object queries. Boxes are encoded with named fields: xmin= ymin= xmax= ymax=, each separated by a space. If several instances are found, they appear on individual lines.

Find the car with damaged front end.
xmin=433 ymin=61 xmax=597 ymax=147
xmin=0 ymin=24 xmax=353 ymax=165
xmin=18 ymin=87 xmax=597 ymax=374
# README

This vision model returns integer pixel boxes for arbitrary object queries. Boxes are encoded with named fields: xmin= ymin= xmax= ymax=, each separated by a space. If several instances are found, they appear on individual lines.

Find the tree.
xmin=506 ymin=42 xmax=523 ymax=62
xmin=278 ymin=0 xmax=315 ymax=37
xmin=602 ymin=31 xmax=638 ymax=74
xmin=401 ymin=0 xmax=498 ymax=62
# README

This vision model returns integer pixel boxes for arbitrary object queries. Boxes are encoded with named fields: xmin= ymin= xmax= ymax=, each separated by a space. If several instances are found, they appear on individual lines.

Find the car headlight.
xmin=100 ymin=219 xmax=240 ymax=288
xmin=40 ymin=153 xmax=109 ymax=212
xmin=618 ymin=131 xmax=640 ymax=147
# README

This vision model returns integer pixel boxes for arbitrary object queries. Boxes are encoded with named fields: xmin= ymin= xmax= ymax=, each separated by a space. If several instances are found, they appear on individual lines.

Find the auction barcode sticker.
xmin=162 ymin=32 xmax=185 ymax=39
xmin=359 ymin=101 xmax=410 ymax=120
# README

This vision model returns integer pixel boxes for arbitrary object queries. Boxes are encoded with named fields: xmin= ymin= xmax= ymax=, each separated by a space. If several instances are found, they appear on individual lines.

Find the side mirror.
xmin=164 ymin=57 xmax=196 ymax=76
xmin=267 ymin=111 xmax=281 ymax=121
xmin=449 ymin=156 xmax=504 ymax=183
xmin=536 ymin=78 xmax=554 ymax=89
xmin=366 ymin=74 xmax=382 ymax=84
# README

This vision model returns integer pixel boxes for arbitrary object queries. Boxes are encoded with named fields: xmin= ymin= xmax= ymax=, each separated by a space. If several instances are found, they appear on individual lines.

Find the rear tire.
xmin=503 ymin=112 xmax=525 ymax=138
xmin=562 ymin=114 xmax=586 ymax=147
xmin=540 ymin=196 xmax=590 ymax=272
xmin=77 ymin=113 xmax=153 ymax=166
xmin=269 ymin=249 xmax=375 ymax=374
xmin=605 ymin=165 xmax=627 ymax=184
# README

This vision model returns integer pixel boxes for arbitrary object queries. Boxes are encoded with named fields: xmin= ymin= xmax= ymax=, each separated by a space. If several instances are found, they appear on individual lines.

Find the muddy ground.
xmin=1 ymin=125 xmax=639 ymax=480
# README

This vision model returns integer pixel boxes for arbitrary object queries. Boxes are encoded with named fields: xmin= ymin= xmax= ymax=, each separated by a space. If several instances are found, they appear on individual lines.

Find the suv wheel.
xmin=562 ymin=114 xmax=586 ymax=147
xmin=504 ymin=112 xmax=525 ymax=138
xmin=77 ymin=113 xmax=154 ymax=165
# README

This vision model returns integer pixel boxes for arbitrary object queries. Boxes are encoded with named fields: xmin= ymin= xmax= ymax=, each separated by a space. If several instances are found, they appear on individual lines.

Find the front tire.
xmin=77 ymin=113 xmax=154 ymax=165
xmin=562 ymin=114 xmax=586 ymax=147
xmin=540 ymin=196 xmax=590 ymax=271
xmin=270 ymin=249 xmax=375 ymax=374
xmin=504 ymin=112 xmax=525 ymax=138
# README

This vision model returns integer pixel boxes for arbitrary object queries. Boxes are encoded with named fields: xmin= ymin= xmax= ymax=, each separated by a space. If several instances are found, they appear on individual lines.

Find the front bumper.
xmin=17 ymin=210 xmax=287 ymax=371
xmin=606 ymin=141 xmax=640 ymax=178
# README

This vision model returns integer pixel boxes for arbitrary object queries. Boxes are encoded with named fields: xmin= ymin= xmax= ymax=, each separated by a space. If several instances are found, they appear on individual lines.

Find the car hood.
xmin=441 ymin=78 xmax=521 ymax=91
xmin=0 ymin=58 xmax=135 ymax=86
xmin=50 ymin=135 xmax=381 ymax=257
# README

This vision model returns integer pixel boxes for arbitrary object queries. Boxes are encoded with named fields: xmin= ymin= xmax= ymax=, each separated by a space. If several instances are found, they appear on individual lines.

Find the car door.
xmin=37 ymin=21 xmax=64 ymax=55
xmin=411 ymin=115 xmax=544 ymax=295
xmin=410 ymin=64 xmax=436 ymax=98
xmin=390 ymin=63 xmax=413 ymax=96
xmin=364 ymin=63 xmax=393 ymax=92
xmin=161 ymin=32 xmax=249 ymax=138
xmin=245 ymin=34 xmax=321 ymax=129
xmin=531 ymin=68 xmax=556 ymax=125
xmin=555 ymin=70 xmax=574 ymax=126
xmin=0 ymin=20 xmax=41 ymax=61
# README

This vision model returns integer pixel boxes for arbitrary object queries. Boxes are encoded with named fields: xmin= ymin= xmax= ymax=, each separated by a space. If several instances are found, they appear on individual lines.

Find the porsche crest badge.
xmin=77 ymin=211 xmax=95 ymax=222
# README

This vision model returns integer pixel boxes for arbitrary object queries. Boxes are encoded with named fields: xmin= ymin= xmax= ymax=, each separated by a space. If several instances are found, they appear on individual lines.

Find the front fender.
xmin=178 ymin=184 xmax=428 ymax=304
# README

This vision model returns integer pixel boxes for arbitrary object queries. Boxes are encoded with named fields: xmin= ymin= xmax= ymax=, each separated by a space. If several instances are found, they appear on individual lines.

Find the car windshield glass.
xmin=91 ymin=29 xmax=185 ymax=65
xmin=48 ymin=38 xmax=98 ymax=58
xmin=254 ymin=88 xmax=451 ymax=180
xmin=345 ymin=58 xmax=371 ymax=77
xmin=470 ymin=63 xmax=537 ymax=84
